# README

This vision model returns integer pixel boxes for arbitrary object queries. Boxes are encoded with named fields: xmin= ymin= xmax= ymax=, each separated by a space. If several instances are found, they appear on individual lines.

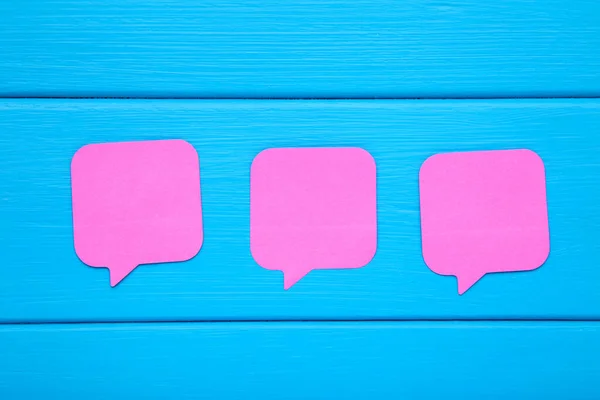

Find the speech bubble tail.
xmin=109 ymin=265 xmax=137 ymax=287
xmin=457 ymin=273 xmax=483 ymax=295
xmin=283 ymin=270 xmax=309 ymax=290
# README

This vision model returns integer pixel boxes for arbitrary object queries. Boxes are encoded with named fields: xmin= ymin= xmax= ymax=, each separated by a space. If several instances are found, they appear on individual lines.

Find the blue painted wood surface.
xmin=2 ymin=1 xmax=600 ymax=393
xmin=1 ymin=99 xmax=599 ymax=322
xmin=1 ymin=322 xmax=599 ymax=399
xmin=2 ymin=0 xmax=600 ymax=98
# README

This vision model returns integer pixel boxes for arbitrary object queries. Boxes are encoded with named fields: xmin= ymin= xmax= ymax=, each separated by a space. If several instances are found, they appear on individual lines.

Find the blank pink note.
xmin=419 ymin=149 xmax=550 ymax=294
xmin=71 ymin=139 xmax=203 ymax=286
xmin=251 ymin=147 xmax=377 ymax=289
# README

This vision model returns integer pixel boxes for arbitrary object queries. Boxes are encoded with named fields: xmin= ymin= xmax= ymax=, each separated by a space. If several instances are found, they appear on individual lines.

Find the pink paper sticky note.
xmin=251 ymin=147 xmax=377 ymax=289
xmin=419 ymin=149 xmax=550 ymax=294
xmin=71 ymin=139 xmax=203 ymax=286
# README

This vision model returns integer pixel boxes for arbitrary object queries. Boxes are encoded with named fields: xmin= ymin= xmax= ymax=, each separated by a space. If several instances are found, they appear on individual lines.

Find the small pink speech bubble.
xmin=250 ymin=147 xmax=377 ymax=289
xmin=419 ymin=149 xmax=550 ymax=294
xmin=71 ymin=139 xmax=203 ymax=286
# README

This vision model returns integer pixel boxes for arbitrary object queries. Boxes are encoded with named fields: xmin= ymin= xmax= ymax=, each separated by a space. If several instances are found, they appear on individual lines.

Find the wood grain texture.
xmin=1 ymin=100 xmax=599 ymax=322
xmin=1 ymin=0 xmax=600 ymax=98
xmin=1 ymin=321 xmax=599 ymax=399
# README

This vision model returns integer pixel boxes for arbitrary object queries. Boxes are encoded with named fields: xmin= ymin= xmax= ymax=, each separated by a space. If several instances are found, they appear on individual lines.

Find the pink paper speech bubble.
xmin=71 ymin=139 xmax=203 ymax=286
xmin=419 ymin=149 xmax=550 ymax=294
xmin=250 ymin=147 xmax=377 ymax=289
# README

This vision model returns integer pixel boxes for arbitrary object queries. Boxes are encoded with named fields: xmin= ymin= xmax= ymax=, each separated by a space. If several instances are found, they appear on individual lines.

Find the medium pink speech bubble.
xmin=71 ymin=139 xmax=203 ymax=286
xmin=419 ymin=149 xmax=550 ymax=294
xmin=250 ymin=147 xmax=377 ymax=289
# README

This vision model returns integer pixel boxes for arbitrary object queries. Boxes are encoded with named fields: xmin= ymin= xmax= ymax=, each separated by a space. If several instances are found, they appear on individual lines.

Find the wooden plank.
xmin=1 ymin=321 xmax=599 ymax=399
xmin=1 ymin=99 xmax=599 ymax=322
xmin=1 ymin=1 xmax=600 ymax=98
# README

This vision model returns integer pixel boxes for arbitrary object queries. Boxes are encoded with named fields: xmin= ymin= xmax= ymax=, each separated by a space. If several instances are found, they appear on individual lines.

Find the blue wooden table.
xmin=1 ymin=1 xmax=599 ymax=399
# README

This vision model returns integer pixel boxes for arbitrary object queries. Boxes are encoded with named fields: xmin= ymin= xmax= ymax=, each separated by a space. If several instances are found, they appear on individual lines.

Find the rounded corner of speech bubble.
xmin=419 ymin=152 xmax=442 ymax=173
xmin=422 ymin=264 xmax=492 ymax=296
xmin=519 ymin=148 xmax=544 ymax=163
xmin=170 ymin=138 xmax=200 ymax=159
xmin=352 ymin=146 xmax=376 ymax=164
xmin=71 ymin=243 xmax=137 ymax=287
xmin=249 ymin=244 xmax=307 ymax=290
xmin=71 ymin=143 xmax=95 ymax=170
xmin=252 ymin=147 xmax=276 ymax=164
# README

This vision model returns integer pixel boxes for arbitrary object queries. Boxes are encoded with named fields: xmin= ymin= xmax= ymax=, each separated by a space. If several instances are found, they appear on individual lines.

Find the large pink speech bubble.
xmin=250 ymin=147 xmax=377 ymax=289
xmin=419 ymin=149 xmax=550 ymax=294
xmin=71 ymin=139 xmax=203 ymax=286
